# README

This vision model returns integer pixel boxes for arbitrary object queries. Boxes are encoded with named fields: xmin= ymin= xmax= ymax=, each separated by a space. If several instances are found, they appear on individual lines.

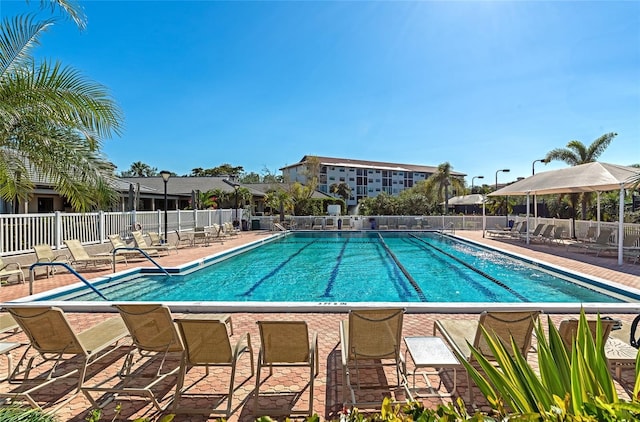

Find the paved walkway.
xmin=0 ymin=229 xmax=637 ymax=421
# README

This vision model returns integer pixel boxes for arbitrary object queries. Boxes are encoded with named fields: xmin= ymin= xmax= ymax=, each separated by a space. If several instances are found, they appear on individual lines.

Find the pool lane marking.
xmin=321 ymin=237 xmax=350 ymax=298
xmin=408 ymin=233 xmax=529 ymax=302
xmin=241 ymin=240 xmax=318 ymax=297
xmin=403 ymin=237 xmax=499 ymax=301
xmin=377 ymin=233 xmax=427 ymax=302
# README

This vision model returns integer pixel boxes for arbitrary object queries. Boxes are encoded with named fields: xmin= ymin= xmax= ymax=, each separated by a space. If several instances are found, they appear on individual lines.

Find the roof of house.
xmin=242 ymin=183 xmax=334 ymax=199
xmin=280 ymin=155 xmax=466 ymax=176
xmin=119 ymin=176 xmax=266 ymax=196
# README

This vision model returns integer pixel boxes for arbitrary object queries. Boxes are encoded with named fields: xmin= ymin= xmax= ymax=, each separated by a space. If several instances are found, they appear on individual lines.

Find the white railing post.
xmin=193 ymin=208 xmax=198 ymax=228
xmin=99 ymin=211 xmax=105 ymax=244
xmin=157 ymin=210 xmax=162 ymax=235
xmin=177 ymin=209 xmax=182 ymax=232
xmin=54 ymin=211 xmax=62 ymax=249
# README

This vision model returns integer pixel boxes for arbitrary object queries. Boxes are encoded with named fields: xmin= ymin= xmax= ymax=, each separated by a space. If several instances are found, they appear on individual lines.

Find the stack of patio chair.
xmin=0 ymin=257 xmax=25 ymax=285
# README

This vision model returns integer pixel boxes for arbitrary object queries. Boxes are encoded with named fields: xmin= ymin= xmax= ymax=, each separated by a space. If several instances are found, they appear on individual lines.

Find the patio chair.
xmin=507 ymin=221 xmax=527 ymax=239
xmin=524 ymin=223 xmax=546 ymax=240
xmin=0 ymin=257 xmax=25 ymax=285
xmin=593 ymin=233 xmax=640 ymax=257
xmin=325 ymin=218 xmax=336 ymax=230
xmin=0 ymin=313 xmax=19 ymax=336
xmin=579 ymin=226 xmax=598 ymax=243
xmin=174 ymin=230 xmax=195 ymax=248
xmin=531 ymin=224 xmax=554 ymax=243
xmin=83 ymin=304 xmax=184 ymax=411
xmin=312 ymin=217 xmax=324 ymax=230
xmin=172 ymin=316 xmax=253 ymax=417
xmin=548 ymin=225 xmax=566 ymax=245
xmin=148 ymin=231 xmax=180 ymax=253
xmin=64 ymin=239 xmax=120 ymax=269
xmin=340 ymin=308 xmax=405 ymax=407
xmin=108 ymin=234 xmax=154 ymax=261
xmin=131 ymin=230 xmax=173 ymax=255
xmin=567 ymin=228 xmax=613 ymax=253
xmin=1 ymin=306 xmax=128 ymax=411
xmin=486 ymin=222 xmax=518 ymax=238
xmin=33 ymin=244 xmax=70 ymax=278
xmin=341 ymin=217 xmax=352 ymax=230
xmin=208 ymin=224 xmax=230 ymax=241
xmin=254 ymin=320 xmax=318 ymax=417
xmin=558 ymin=317 xmax=638 ymax=378
xmin=223 ymin=222 xmax=240 ymax=236
xmin=434 ymin=310 xmax=541 ymax=402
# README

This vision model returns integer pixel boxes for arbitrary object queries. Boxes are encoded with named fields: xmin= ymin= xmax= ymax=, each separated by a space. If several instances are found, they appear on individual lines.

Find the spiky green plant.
xmin=461 ymin=310 xmax=640 ymax=420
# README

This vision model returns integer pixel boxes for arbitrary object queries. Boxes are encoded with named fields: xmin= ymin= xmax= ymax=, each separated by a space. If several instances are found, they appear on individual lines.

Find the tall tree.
xmin=421 ymin=162 xmax=465 ymax=214
xmin=120 ymin=161 xmax=157 ymax=177
xmin=0 ymin=3 xmax=124 ymax=212
xmin=545 ymin=132 xmax=617 ymax=220
xmin=329 ymin=182 xmax=351 ymax=202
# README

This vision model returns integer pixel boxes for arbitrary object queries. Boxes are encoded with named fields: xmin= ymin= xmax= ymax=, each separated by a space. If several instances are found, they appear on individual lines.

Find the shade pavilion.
xmin=488 ymin=162 xmax=639 ymax=265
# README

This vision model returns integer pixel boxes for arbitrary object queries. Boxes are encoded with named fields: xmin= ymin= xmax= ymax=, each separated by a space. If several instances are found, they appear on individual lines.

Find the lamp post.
xmin=471 ymin=175 xmax=484 ymax=194
xmin=495 ymin=169 xmax=510 ymax=227
xmin=159 ymin=170 xmax=171 ymax=243
xmin=532 ymin=159 xmax=547 ymax=221
xmin=234 ymin=185 xmax=239 ymax=228
xmin=532 ymin=158 xmax=548 ymax=175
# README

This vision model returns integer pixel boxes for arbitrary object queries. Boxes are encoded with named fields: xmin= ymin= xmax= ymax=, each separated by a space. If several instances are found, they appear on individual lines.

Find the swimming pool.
xmin=34 ymin=231 xmax=639 ymax=306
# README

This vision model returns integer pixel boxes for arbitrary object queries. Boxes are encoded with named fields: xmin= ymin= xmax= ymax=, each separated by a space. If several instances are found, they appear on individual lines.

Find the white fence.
xmin=0 ymin=209 xmax=236 ymax=256
xmin=1 ymin=211 xmax=639 ymax=256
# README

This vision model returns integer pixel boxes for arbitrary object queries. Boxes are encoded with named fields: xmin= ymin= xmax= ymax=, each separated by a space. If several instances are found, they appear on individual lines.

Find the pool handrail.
xmin=111 ymin=247 xmax=171 ymax=277
xmin=28 ymin=262 xmax=108 ymax=300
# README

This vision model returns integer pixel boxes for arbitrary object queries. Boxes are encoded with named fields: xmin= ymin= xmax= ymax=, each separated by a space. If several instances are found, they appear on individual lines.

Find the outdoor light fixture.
xmin=495 ymin=169 xmax=510 ymax=227
xmin=532 ymin=158 xmax=548 ymax=175
xmin=159 ymin=170 xmax=171 ymax=243
xmin=471 ymin=175 xmax=484 ymax=193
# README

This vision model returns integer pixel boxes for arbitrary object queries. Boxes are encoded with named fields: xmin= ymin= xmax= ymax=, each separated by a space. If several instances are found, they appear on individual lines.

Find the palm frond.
xmin=0 ymin=15 xmax=53 ymax=79
xmin=37 ymin=0 xmax=87 ymax=30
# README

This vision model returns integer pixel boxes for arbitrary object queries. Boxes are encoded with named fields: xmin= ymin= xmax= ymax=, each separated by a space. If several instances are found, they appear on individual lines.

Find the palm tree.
xmin=545 ymin=132 xmax=617 ymax=220
xmin=329 ymin=182 xmax=351 ymax=202
xmin=0 ymin=6 xmax=124 ymax=212
xmin=421 ymin=162 xmax=465 ymax=214
xmin=122 ymin=161 xmax=157 ymax=177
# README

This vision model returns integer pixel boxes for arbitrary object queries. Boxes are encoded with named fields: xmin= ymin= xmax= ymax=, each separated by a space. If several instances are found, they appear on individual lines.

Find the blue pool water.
xmin=43 ymin=232 xmax=633 ymax=303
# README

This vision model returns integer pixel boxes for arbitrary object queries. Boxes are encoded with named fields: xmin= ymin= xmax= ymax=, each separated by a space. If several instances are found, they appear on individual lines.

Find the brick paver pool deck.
xmin=0 ymin=229 xmax=638 ymax=421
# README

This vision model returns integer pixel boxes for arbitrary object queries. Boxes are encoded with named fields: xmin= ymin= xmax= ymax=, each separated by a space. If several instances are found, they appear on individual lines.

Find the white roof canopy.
xmin=443 ymin=194 xmax=486 ymax=206
xmin=488 ymin=162 xmax=639 ymax=196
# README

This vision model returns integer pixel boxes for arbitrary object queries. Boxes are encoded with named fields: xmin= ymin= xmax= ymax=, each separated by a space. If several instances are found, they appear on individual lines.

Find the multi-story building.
xmin=281 ymin=156 xmax=466 ymax=207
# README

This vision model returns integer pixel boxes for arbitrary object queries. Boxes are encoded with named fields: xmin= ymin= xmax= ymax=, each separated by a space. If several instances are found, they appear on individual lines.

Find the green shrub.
xmin=462 ymin=310 xmax=640 ymax=420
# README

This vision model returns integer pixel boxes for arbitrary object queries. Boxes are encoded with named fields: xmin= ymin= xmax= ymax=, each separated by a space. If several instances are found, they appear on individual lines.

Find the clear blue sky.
xmin=2 ymin=0 xmax=639 ymax=185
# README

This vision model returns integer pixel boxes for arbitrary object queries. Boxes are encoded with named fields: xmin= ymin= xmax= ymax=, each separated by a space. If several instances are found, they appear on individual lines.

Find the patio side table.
xmin=404 ymin=336 xmax=460 ymax=398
